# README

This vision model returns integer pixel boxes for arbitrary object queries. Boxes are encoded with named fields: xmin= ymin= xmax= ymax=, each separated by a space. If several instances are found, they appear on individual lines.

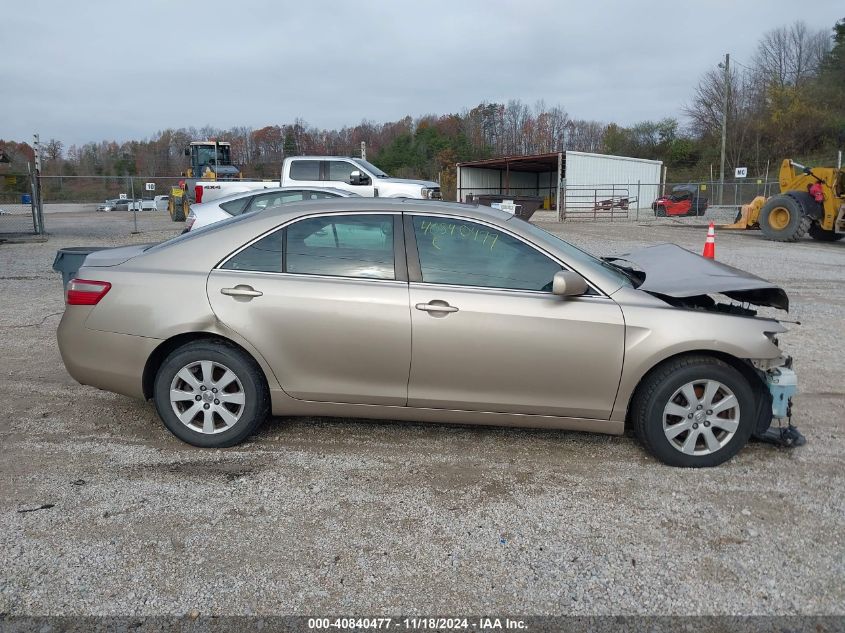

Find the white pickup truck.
xmin=193 ymin=156 xmax=441 ymax=204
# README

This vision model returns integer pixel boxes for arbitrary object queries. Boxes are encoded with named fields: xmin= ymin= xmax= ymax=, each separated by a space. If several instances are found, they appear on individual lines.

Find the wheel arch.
xmin=783 ymin=190 xmax=824 ymax=220
xmin=623 ymin=349 xmax=768 ymax=430
xmin=142 ymin=332 xmax=272 ymax=400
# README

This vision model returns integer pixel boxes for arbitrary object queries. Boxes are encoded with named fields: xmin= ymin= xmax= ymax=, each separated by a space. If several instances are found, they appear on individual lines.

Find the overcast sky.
xmin=2 ymin=0 xmax=842 ymax=147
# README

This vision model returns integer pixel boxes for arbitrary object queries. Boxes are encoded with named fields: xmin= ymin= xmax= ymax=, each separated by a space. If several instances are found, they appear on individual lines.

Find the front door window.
xmin=411 ymin=216 xmax=562 ymax=291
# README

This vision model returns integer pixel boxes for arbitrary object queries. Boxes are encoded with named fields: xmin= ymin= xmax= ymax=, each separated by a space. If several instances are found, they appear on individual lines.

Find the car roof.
xmin=252 ymin=197 xmax=512 ymax=223
xmin=196 ymin=185 xmax=357 ymax=208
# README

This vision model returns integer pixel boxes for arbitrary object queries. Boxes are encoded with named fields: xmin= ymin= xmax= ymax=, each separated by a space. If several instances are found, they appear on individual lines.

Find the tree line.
xmin=1 ymin=18 xmax=842 ymax=201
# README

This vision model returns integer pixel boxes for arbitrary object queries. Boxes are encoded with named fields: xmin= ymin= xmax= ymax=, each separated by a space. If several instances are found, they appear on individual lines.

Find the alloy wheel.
xmin=662 ymin=379 xmax=740 ymax=456
xmin=169 ymin=360 xmax=246 ymax=434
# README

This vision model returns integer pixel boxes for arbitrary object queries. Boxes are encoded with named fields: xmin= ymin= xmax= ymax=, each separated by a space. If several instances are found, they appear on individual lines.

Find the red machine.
xmin=652 ymin=185 xmax=709 ymax=217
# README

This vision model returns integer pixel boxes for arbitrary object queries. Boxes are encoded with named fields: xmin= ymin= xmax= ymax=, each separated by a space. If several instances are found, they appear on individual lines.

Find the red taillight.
xmin=66 ymin=279 xmax=112 ymax=305
xmin=195 ymin=184 xmax=203 ymax=204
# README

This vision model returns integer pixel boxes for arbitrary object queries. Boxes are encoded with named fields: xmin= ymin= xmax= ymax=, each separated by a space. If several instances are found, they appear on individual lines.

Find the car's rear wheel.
xmin=631 ymin=355 xmax=755 ymax=467
xmin=153 ymin=340 xmax=269 ymax=447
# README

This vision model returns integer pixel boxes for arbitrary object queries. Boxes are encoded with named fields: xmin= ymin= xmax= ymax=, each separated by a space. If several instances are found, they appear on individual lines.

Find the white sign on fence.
xmin=735 ymin=167 xmax=748 ymax=178
xmin=118 ymin=193 xmax=127 ymax=200
xmin=145 ymin=182 xmax=155 ymax=191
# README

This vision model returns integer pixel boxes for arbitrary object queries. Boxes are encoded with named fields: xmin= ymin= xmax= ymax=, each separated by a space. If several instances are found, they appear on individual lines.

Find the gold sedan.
xmin=57 ymin=199 xmax=796 ymax=467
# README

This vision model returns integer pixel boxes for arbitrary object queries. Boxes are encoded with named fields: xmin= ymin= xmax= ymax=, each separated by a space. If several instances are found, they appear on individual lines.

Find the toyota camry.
xmin=57 ymin=199 xmax=797 ymax=467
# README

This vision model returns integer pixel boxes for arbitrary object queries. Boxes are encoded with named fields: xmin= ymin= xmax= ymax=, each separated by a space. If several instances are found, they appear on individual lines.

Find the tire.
xmin=808 ymin=223 xmax=844 ymax=242
xmin=170 ymin=203 xmax=186 ymax=222
xmin=631 ymin=355 xmax=756 ymax=468
xmin=655 ymin=205 xmax=666 ymax=217
xmin=759 ymin=194 xmax=812 ymax=242
xmin=153 ymin=340 xmax=269 ymax=447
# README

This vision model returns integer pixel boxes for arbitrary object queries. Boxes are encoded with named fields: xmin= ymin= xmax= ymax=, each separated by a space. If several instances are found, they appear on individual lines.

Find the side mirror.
xmin=552 ymin=270 xmax=588 ymax=297
xmin=348 ymin=170 xmax=370 ymax=186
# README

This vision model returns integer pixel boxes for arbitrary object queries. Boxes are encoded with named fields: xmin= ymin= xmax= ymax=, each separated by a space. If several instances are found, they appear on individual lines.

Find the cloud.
xmin=1 ymin=0 xmax=841 ymax=145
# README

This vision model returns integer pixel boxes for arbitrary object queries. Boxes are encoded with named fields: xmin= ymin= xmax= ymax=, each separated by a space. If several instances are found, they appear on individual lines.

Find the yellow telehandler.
xmin=723 ymin=159 xmax=845 ymax=242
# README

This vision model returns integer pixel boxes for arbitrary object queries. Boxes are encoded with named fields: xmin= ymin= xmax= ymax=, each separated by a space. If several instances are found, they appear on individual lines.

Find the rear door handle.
xmin=415 ymin=302 xmax=459 ymax=313
xmin=221 ymin=285 xmax=263 ymax=298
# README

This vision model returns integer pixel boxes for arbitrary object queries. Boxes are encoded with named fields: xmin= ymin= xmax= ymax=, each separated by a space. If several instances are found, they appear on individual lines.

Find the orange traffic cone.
xmin=702 ymin=222 xmax=716 ymax=259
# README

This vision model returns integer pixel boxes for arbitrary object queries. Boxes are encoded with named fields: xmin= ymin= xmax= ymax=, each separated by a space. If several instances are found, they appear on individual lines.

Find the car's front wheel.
xmin=631 ymin=355 xmax=756 ymax=467
xmin=153 ymin=340 xmax=269 ymax=447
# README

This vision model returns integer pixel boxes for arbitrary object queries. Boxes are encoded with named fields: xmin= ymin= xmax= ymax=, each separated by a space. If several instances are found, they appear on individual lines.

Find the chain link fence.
xmin=0 ymin=172 xmax=43 ymax=236
xmin=35 ymin=176 xmax=197 ymax=236
xmin=38 ymin=175 xmax=191 ymax=207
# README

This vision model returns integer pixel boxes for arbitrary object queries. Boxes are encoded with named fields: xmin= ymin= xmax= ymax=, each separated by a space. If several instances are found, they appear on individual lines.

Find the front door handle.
xmin=221 ymin=285 xmax=263 ymax=298
xmin=415 ymin=301 xmax=459 ymax=313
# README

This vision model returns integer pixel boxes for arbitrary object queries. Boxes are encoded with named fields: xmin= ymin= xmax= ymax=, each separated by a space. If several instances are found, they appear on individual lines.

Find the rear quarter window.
xmin=220 ymin=197 xmax=252 ymax=215
xmin=221 ymin=230 xmax=283 ymax=273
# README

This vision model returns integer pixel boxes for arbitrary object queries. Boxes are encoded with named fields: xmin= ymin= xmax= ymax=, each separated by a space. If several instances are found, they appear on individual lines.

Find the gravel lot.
xmin=1 ymin=208 xmax=843 ymax=616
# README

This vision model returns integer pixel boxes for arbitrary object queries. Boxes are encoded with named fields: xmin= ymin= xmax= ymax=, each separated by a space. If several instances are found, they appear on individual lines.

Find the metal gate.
xmin=0 ymin=169 xmax=45 ymax=237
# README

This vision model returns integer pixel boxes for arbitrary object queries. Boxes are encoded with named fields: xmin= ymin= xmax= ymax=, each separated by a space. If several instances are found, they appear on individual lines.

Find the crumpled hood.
xmin=82 ymin=244 xmax=153 ymax=267
xmin=378 ymin=178 xmax=440 ymax=189
xmin=608 ymin=243 xmax=789 ymax=311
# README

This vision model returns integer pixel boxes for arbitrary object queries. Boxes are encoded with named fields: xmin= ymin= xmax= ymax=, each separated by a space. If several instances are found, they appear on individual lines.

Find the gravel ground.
xmin=0 ymin=208 xmax=843 ymax=617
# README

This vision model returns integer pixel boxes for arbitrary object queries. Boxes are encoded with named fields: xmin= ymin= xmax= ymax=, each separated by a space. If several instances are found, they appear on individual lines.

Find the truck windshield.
xmin=352 ymin=159 xmax=389 ymax=178
xmin=193 ymin=144 xmax=230 ymax=166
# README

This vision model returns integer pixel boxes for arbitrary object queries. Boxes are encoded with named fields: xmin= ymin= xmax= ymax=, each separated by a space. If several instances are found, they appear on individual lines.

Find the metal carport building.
xmin=456 ymin=151 xmax=662 ymax=220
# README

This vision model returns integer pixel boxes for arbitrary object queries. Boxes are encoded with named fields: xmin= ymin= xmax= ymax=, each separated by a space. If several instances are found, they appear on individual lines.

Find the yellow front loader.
xmin=167 ymin=141 xmax=242 ymax=223
xmin=723 ymin=159 xmax=845 ymax=242
xmin=167 ymin=186 xmax=190 ymax=222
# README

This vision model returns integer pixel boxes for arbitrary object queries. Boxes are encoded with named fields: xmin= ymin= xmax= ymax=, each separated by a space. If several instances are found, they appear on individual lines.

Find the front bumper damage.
xmin=751 ymin=356 xmax=806 ymax=448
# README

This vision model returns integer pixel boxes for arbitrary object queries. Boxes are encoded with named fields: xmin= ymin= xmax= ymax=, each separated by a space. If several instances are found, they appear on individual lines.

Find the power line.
xmin=731 ymin=58 xmax=755 ymax=72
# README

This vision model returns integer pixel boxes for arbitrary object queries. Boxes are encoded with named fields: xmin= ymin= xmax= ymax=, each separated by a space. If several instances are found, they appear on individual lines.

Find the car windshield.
xmin=507 ymin=216 xmax=635 ymax=287
xmin=352 ymin=159 xmax=389 ymax=178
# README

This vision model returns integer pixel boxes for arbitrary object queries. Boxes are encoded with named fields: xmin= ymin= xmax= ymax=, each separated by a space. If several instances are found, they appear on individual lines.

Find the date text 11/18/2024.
xmin=307 ymin=617 xmax=527 ymax=630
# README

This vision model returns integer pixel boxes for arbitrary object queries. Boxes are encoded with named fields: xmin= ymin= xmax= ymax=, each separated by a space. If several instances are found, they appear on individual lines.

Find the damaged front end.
xmin=606 ymin=243 xmax=789 ymax=312
xmin=750 ymin=356 xmax=805 ymax=448
xmin=607 ymin=244 xmax=805 ymax=448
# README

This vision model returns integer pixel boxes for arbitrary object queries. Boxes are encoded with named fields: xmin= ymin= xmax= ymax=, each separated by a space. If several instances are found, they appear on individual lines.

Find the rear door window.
xmin=289 ymin=160 xmax=320 ymax=181
xmin=286 ymin=214 xmax=394 ymax=279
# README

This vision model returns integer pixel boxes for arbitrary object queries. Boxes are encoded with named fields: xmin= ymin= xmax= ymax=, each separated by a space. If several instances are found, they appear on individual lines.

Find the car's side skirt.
xmin=269 ymin=389 xmax=624 ymax=435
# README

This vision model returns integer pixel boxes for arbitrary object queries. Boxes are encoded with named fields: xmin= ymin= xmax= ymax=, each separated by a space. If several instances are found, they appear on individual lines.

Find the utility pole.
xmin=719 ymin=53 xmax=730 ymax=206
xmin=32 ymin=133 xmax=44 ymax=234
